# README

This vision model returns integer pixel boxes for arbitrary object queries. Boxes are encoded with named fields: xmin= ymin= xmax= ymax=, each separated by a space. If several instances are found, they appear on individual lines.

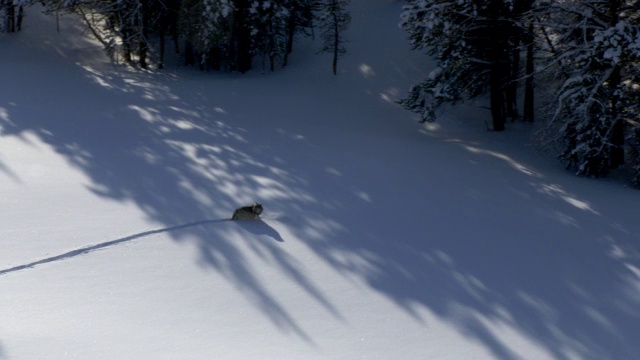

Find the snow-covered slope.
xmin=1 ymin=1 xmax=640 ymax=359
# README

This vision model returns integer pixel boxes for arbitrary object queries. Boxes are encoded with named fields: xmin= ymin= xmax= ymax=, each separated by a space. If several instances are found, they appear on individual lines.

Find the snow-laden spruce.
xmin=399 ymin=0 xmax=534 ymax=131
xmin=545 ymin=0 xmax=640 ymax=179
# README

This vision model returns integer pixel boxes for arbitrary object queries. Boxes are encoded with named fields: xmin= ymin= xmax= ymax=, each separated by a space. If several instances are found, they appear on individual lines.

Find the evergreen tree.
xmin=400 ymin=0 xmax=473 ymax=123
xmin=36 ymin=0 xmax=325 ymax=73
xmin=400 ymin=0 xmax=523 ymax=130
xmin=545 ymin=0 xmax=640 ymax=177
xmin=184 ymin=0 xmax=235 ymax=70
xmin=318 ymin=0 xmax=350 ymax=75
xmin=181 ymin=0 xmax=315 ymax=72
xmin=247 ymin=0 xmax=290 ymax=72
xmin=282 ymin=0 xmax=317 ymax=67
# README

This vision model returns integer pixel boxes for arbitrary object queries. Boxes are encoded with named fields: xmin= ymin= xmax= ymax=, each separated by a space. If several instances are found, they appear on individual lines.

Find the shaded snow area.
xmin=1 ymin=1 xmax=640 ymax=359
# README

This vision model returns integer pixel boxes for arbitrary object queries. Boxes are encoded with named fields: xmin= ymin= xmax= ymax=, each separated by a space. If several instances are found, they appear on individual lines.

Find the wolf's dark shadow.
xmin=234 ymin=219 xmax=285 ymax=242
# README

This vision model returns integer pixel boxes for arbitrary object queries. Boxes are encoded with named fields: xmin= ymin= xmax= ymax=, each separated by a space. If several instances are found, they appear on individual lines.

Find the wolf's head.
xmin=251 ymin=203 xmax=263 ymax=215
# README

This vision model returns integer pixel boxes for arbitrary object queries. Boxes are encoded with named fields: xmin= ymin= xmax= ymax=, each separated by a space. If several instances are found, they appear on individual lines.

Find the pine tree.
xmin=247 ymin=0 xmax=290 ymax=72
xmin=318 ymin=0 xmax=350 ymax=75
xmin=37 ymin=0 xmax=321 ymax=72
xmin=546 ymin=0 xmax=640 ymax=177
xmin=282 ymin=0 xmax=316 ymax=67
xmin=400 ymin=0 xmax=522 ymax=130
xmin=191 ymin=0 xmax=235 ymax=70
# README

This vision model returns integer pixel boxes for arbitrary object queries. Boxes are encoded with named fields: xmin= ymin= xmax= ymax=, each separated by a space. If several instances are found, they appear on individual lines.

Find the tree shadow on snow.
xmin=309 ymin=132 xmax=640 ymax=360
xmin=0 ymin=32 xmax=334 ymax=342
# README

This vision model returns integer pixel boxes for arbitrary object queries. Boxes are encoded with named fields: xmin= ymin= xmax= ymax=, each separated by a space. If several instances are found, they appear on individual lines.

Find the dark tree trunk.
xmin=505 ymin=32 xmax=520 ymax=120
xmin=16 ymin=4 xmax=22 ymax=31
xmin=210 ymin=48 xmax=221 ymax=71
xmin=609 ymin=64 xmax=624 ymax=168
xmin=122 ymin=27 xmax=133 ymax=63
xmin=283 ymin=11 xmax=296 ymax=67
xmin=483 ymin=1 xmax=509 ymax=131
xmin=523 ymin=22 xmax=534 ymax=122
xmin=158 ymin=9 xmax=166 ymax=69
xmin=138 ymin=35 xmax=148 ymax=69
xmin=138 ymin=0 xmax=150 ymax=69
xmin=490 ymin=68 xmax=507 ymax=131
xmin=608 ymin=0 xmax=624 ymax=168
xmin=168 ymin=0 xmax=180 ymax=54
xmin=6 ymin=1 xmax=15 ymax=33
xmin=184 ymin=39 xmax=195 ymax=66
xmin=489 ymin=38 xmax=508 ymax=132
xmin=158 ymin=29 xmax=165 ymax=69
xmin=234 ymin=0 xmax=252 ymax=73
xmin=331 ymin=8 xmax=340 ymax=76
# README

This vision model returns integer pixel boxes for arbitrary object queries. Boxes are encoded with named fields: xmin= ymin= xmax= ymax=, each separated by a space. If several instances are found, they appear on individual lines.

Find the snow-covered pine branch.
xmin=542 ymin=0 xmax=639 ymax=178
xmin=401 ymin=0 xmax=532 ymax=130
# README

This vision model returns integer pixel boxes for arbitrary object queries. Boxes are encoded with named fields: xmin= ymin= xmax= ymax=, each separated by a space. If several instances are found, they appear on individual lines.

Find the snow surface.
xmin=1 ymin=1 xmax=640 ymax=359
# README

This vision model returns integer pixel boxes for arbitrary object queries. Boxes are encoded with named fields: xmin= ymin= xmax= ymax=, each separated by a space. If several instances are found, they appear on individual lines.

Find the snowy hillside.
xmin=1 ymin=1 xmax=640 ymax=359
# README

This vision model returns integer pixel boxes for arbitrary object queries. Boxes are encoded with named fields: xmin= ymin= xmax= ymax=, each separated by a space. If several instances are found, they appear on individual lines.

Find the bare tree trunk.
xmin=332 ymin=10 xmax=339 ymax=76
xmin=505 ymin=33 xmax=520 ymax=120
xmin=523 ymin=22 xmax=534 ymax=122
xmin=608 ymin=0 xmax=624 ymax=168
xmin=234 ymin=0 xmax=252 ymax=73
xmin=490 ymin=69 xmax=507 ymax=131
xmin=6 ymin=0 xmax=15 ymax=33
xmin=283 ymin=11 xmax=296 ymax=67
xmin=158 ymin=8 xmax=166 ymax=69
xmin=138 ymin=0 xmax=149 ymax=69
xmin=184 ymin=39 xmax=195 ymax=66
xmin=16 ymin=4 xmax=21 ymax=31
xmin=609 ymin=64 xmax=624 ymax=168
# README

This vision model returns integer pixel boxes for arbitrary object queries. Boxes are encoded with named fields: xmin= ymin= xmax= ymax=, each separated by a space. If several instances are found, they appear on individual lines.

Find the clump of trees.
xmin=8 ymin=0 xmax=640 ymax=185
xmin=547 ymin=0 xmax=640 ymax=180
xmin=401 ymin=0 xmax=640 ymax=184
xmin=33 ymin=0 xmax=349 ymax=74
xmin=1 ymin=0 xmax=26 ymax=32
xmin=400 ymin=0 xmax=535 ymax=130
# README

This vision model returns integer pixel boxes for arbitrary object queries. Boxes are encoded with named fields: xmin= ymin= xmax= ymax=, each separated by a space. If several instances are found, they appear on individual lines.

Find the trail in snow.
xmin=0 ymin=219 xmax=226 ymax=276
xmin=0 ymin=218 xmax=285 ymax=276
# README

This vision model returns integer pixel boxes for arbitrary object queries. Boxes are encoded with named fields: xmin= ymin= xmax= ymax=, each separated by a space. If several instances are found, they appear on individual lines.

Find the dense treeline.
xmin=401 ymin=0 xmax=640 ymax=184
xmin=4 ymin=0 xmax=640 ymax=186
xmin=1 ymin=0 xmax=349 ymax=73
